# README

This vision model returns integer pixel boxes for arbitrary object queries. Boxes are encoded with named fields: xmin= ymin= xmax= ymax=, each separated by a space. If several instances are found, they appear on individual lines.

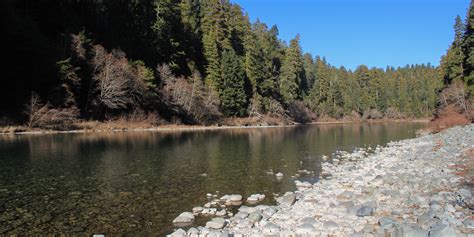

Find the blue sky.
xmin=231 ymin=0 xmax=470 ymax=70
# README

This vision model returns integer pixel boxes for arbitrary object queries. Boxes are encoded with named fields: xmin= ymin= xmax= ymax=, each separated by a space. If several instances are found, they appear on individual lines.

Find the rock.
xmin=263 ymin=207 xmax=278 ymax=217
xmin=236 ymin=219 xmax=254 ymax=228
xmin=235 ymin=211 xmax=249 ymax=219
xmin=458 ymin=188 xmax=471 ymax=198
xmin=229 ymin=194 xmax=243 ymax=202
xmin=296 ymin=223 xmax=316 ymax=233
xmin=337 ymin=190 xmax=354 ymax=202
xmin=275 ymin=172 xmax=284 ymax=178
xmin=395 ymin=224 xmax=428 ymax=237
xmin=188 ymin=227 xmax=199 ymax=235
xmin=463 ymin=197 xmax=474 ymax=209
xmin=246 ymin=194 xmax=265 ymax=203
xmin=300 ymin=217 xmax=318 ymax=225
xmin=276 ymin=193 xmax=296 ymax=206
xmin=262 ymin=223 xmax=280 ymax=235
xmin=192 ymin=207 xmax=203 ymax=214
xmin=172 ymin=212 xmax=195 ymax=224
xmin=356 ymin=206 xmax=375 ymax=217
xmin=463 ymin=217 xmax=474 ymax=228
xmin=339 ymin=201 xmax=355 ymax=209
xmin=170 ymin=228 xmax=187 ymax=237
xmin=429 ymin=224 xmax=463 ymax=237
xmin=378 ymin=217 xmax=398 ymax=230
xmin=206 ymin=217 xmax=226 ymax=229
xmin=215 ymin=209 xmax=226 ymax=216
xmin=220 ymin=195 xmax=230 ymax=201
xmin=247 ymin=212 xmax=262 ymax=223
xmin=323 ymin=221 xmax=339 ymax=230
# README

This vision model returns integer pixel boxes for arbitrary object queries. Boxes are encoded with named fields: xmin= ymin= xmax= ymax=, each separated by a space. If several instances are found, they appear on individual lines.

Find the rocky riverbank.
xmin=168 ymin=125 xmax=474 ymax=236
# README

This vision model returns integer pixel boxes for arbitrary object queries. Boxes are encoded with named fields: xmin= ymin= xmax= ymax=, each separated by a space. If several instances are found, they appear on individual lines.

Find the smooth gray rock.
xmin=323 ymin=221 xmax=339 ymax=230
xmin=236 ymin=219 xmax=253 ymax=228
xmin=235 ymin=211 xmax=248 ymax=219
xmin=356 ymin=206 xmax=375 ymax=217
xmin=206 ymin=217 xmax=226 ymax=229
xmin=188 ymin=228 xmax=199 ymax=235
xmin=276 ymin=193 xmax=296 ymax=206
xmin=296 ymin=223 xmax=316 ymax=233
xmin=247 ymin=212 xmax=262 ymax=223
xmin=192 ymin=207 xmax=203 ymax=214
xmin=300 ymin=217 xmax=318 ymax=225
xmin=229 ymin=194 xmax=243 ymax=202
xmin=429 ymin=224 xmax=463 ymax=237
xmin=170 ymin=228 xmax=187 ymax=237
xmin=378 ymin=217 xmax=398 ymax=229
xmin=262 ymin=223 xmax=280 ymax=235
xmin=395 ymin=224 xmax=428 ymax=237
xmin=463 ymin=217 xmax=474 ymax=228
xmin=172 ymin=212 xmax=195 ymax=224
xmin=337 ymin=190 xmax=354 ymax=201
xmin=263 ymin=207 xmax=278 ymax=216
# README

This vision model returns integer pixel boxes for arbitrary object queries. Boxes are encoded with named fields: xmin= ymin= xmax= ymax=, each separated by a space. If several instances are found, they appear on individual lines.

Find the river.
xmin=0 ymin=123 xmax=425 ymax=235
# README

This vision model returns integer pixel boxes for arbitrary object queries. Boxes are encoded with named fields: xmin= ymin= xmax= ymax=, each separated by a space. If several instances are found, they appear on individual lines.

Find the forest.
xmin=1 ymin=0 xmax=473 ymax=129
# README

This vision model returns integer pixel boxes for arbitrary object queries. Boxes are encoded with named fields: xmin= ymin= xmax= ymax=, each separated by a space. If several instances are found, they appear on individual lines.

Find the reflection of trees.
xmin=0 ymin=123 xmax=427 ymax=234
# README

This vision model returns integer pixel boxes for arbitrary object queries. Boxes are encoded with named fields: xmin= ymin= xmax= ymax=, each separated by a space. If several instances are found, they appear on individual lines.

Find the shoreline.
xmin=169 ymin=124 xmax=474 ymax=236
xmin=0 ymin=118 xmax=431 ymax=136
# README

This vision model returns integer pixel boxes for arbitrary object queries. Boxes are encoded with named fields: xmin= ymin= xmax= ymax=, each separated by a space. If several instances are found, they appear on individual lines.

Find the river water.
xmin=0 ymin=123 xmax=425 ymax=235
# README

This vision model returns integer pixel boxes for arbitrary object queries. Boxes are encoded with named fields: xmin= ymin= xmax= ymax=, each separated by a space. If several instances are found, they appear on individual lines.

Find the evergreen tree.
xmin=244 ymin=31 xmax=268 ymax=96
xmin=441 ymin=15 xmax=465 ymax=84
xmin=219 ymin=49 xmax=247 ymax=116
xmin=152 ymin=0 xmax=188 ymax=74
xmin=279 ymin=35 xmax=305 ymax=103
xmin=463 ymin=2 xmax=474 ymax=96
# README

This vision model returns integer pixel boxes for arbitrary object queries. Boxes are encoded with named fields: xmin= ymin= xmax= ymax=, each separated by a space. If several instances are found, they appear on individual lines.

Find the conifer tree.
xmin=279 ymin=35 xmax=305 ymax=103
xmin=463 ymin=2 xmax=474 ymax=96
xmin=219 ymin=49 xmax=247 ymax=116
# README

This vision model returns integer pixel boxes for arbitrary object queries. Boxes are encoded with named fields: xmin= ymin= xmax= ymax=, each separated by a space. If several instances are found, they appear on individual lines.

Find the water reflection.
xmin=0 ymin=123 xmax=425 ymax=235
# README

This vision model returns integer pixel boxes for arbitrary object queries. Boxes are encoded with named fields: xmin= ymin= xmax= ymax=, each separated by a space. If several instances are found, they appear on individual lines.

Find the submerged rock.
xmin=172 ymin=212 xmax=194 ymax=225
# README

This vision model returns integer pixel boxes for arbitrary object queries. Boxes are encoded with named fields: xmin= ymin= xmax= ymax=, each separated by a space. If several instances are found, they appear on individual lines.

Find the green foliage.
xmin=463 ymin=2 xmax=474 ymax=96
xmin=132 ymin=60 xmax=156 ymax=90
xmin=219 ymin=49 xmax=248 ymax=116
xmin=2 ymin=0 xmax=451 ymax=124
xmin=279 ymin=35 xmax=305 ymax=103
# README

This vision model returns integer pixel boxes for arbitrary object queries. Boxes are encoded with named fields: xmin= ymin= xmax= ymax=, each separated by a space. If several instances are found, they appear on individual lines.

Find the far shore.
xmin=0 ymin=118 xmax=431 ymax=136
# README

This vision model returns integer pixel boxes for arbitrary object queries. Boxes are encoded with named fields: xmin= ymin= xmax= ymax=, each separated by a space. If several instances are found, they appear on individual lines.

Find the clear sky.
xmin=231 ymin=0 xmax=470 ymax=70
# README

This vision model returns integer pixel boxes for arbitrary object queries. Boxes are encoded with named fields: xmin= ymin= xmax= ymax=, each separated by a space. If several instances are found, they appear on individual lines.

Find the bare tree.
xmin=91 ymin=46 xmax=146 ymax=113
xmin=439 ymin=80 xmax=471 ymax=114
xmin=24 ymin=92 xmax=79 ymax=128
xmin=159 ymin=64 xmax=221 ymax=124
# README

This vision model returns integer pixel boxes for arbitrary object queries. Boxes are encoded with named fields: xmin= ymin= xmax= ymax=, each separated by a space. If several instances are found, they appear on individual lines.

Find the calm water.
xmin=0 ymin=123 xmax=425 ymax=235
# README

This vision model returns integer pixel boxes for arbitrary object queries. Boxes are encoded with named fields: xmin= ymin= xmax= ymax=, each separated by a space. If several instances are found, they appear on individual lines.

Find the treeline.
xmin=439 ymin=2 xmax=474 ymax=117
xmin=0 ymin=0 xmax=449 ymax=127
